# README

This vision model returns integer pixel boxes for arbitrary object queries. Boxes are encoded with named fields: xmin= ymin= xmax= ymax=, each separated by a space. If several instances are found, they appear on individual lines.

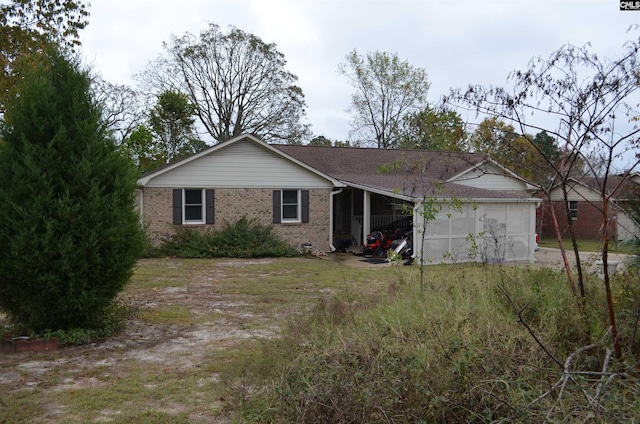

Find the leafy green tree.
xmin=148 ymin=90 xmax=206 ymax=163
xmin=339 ymin=49 xmax=430 ymax=149
xmin=532 ymin=130 xmax=560 ymax=162
xmin=398 ymin=106 xmax=467 ymax=151
xmin=309 ymin=135 xmax=332 ymax=146
xmin=308 ymin=135 xmax=354 ymax=147
xmin=140 ymin=23 xmax=309 ymax=144
xmin=0 ymin=0 xmax=89 ymax=111
xmin=468 ymin=117 xmax=518 ymax=155
xmin=0 ymin=47 xmax=144 ymax=332
xmin=121 ymin=124 xmax=164 ymax=174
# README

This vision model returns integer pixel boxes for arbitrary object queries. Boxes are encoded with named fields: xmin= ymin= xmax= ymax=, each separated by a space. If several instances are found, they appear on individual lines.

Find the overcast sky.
xmin=80 ymin=0 xmax=639 ymax=144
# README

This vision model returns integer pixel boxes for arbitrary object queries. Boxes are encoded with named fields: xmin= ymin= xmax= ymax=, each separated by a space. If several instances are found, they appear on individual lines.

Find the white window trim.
xmin=183 ymin=188 xmax=205 ymax=224
xmin=569 ymin=200 xmax=578 ymax=220
xmin=281 ymin=189 xmax=301 ymax=223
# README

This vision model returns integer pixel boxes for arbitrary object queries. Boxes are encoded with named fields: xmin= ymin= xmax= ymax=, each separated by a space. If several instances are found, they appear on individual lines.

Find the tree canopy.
xmin=397 ymin=106 xmax=467 ymax=151
xmin=0 ymin=0 xmax=89 ymax=111
xmin=92 ymin=76 xmax=146 ymax=145
xmin=148 ymin=90 xmax=205 ymax=162
xmin=139 ymin=23 xmax=309 ymax=144
xmin=339 ymin=49 xmax=430 ymax=149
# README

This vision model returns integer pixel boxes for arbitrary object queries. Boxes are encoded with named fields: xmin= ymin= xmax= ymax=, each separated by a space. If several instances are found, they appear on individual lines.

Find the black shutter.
xmin=301 ymin=190 xmax=310 ymax=223
xmin=273 ymin=190 xmax=281 ymax=223
xmin=205 ymin=189 xmax=215 ymax=224
xmin=172 ymin=189 xmax=182 ymax=224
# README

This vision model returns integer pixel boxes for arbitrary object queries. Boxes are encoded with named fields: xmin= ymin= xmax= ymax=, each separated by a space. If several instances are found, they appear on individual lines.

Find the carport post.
xmin=363 ymin=190 xmax=371 ymax=243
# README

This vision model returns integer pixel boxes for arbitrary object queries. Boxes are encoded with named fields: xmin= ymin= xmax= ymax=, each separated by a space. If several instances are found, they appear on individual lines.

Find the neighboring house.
xmin=537 ymin=174 xmax=640 ymax=242
xmin=136 ymin=134 xmax=541 ymax=264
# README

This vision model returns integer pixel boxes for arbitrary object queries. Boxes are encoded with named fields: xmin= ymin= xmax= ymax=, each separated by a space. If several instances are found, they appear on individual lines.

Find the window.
xmin=172 ymin=189 xmax=215 ymax=225
xmin=184 ymin=189 xmax=204 ymax=223
xmin=569 ymin=201 xmax=578 ymax=220
xmin=273 ymin=190 xmax=309 ymax=224
xmin=282 ymin=190 xmax=300 ymax=222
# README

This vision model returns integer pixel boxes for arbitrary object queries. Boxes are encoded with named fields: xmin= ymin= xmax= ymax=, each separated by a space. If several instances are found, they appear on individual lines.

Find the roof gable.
xmin=447 ymin=160 xmax=536 ymax=192
xmin=138 ymin=134 xmax=343 ymax=188
xmin=273 ymin=145 xmax=486 ymax=182
xmin=549 ymin=175 xmax=640 ymax=201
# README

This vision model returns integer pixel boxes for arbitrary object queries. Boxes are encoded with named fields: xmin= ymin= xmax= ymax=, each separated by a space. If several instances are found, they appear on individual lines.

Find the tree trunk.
xmin=602 ymin=193 xmax=622 ymax=359
xmin=549 ymin=201 xmax=579 ymax=299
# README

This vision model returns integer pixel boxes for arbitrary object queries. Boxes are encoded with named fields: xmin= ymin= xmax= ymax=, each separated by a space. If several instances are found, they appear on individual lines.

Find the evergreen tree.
xmin=0 ymin=46 xmax=144 ymax=331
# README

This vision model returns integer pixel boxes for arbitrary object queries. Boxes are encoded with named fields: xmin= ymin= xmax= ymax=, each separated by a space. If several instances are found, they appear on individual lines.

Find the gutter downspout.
xmin=329 ymin=188 xmax=343 ymax=252
xmin=134 ymin=188 xmax=144 ymax=228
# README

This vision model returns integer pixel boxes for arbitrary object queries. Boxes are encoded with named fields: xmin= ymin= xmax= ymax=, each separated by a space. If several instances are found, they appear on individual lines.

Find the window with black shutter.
xmin=273 ymin=189 xmax=309 ymax=223
xmin=172 ymin=189 xmax=215 ymax=224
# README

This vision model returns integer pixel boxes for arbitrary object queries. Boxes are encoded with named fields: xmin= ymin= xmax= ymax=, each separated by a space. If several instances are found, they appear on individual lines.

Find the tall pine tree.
xmin=0 ymin=46 xmax=144 ymax=331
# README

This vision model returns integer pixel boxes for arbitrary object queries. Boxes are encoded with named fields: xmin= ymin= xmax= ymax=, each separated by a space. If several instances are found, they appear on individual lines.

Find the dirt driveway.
xmin=533 ymin=247 xmax=633 ymax=274
xmin=333 ymin=248 xmax=634 ymax=274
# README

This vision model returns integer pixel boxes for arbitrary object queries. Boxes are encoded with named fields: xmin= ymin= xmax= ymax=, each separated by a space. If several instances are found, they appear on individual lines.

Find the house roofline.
xmin=341 ymin=181 xmax=415 ymax=201
xmin=550 ymin=176 xmax=631 ymax=200
xmin=343 ymin=181 xmax=541 ymax=204
xmin=137 ymin=134 xmax=346 ymax=188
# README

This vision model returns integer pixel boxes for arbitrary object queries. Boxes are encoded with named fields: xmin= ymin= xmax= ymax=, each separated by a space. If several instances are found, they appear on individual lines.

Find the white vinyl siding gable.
xmin=617 ymin=209 xmax=640 ymax=241
xmin=548 ymin=183 xmax=601 ymax=202
xmin=449 ymin=163 xmax=530 ymax=192
xmin=145 ymin=139 xmax=334 ymax=189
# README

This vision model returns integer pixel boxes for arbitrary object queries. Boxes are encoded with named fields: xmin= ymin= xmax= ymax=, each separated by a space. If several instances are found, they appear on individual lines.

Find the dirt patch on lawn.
xmin=0 ymin=257 xmax=296 ymax=423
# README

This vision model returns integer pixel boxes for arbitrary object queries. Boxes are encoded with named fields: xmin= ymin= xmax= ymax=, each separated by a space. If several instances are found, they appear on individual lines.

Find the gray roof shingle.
xmin=273 ymin=144 xmax=532 ymax=200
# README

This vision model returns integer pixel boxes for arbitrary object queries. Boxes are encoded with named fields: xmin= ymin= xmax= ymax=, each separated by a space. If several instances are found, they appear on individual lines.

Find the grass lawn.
xmin=0 ymin=256 xmax=423 ymax=423
xmin=1 ymin=255 xmax=636 ymax=423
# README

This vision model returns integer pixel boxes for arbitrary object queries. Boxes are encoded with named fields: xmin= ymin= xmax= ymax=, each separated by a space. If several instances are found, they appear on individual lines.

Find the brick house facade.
xmin=537 ymin=199 xmax=615 ymax=240
xmin=137 ymin=134 xmax=540 ymax=263
xmin=536 ymin=175 xmax=640 ymax=241
xmin=141 ymin=186 xmax=333 ymax=251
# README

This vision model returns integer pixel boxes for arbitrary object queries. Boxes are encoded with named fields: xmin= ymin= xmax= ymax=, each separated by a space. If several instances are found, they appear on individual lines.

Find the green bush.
xmin=0 ymin=47 xmax=145 ymax=332
xmin=153 ymin=217 xmax=298 ymax=258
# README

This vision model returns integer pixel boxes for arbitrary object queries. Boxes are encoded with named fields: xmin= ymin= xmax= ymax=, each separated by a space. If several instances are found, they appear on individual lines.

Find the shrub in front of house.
xmin=0 ymin=47 xmax=145 ymax=332
xmin=152 ymin=217 xmax=298 ymax=258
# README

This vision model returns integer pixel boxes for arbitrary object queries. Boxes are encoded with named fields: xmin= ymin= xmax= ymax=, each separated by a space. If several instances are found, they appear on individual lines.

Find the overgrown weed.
xmin=231 ymin=265 xmax=640 ymax=423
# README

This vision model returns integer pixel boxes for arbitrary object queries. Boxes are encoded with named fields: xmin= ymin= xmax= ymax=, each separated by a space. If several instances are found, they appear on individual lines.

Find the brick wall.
xmin=142 ymin=187 xmax=333 ymax=252
xmin=142 ymin=187 xmax=174 ymax=244
xmin=538 ymin=200 xmax=616 ymax=240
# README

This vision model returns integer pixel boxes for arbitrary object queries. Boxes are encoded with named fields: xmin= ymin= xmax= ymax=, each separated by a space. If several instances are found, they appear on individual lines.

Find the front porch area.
xmin=332 ymin=188 xmax=413 ymax=252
